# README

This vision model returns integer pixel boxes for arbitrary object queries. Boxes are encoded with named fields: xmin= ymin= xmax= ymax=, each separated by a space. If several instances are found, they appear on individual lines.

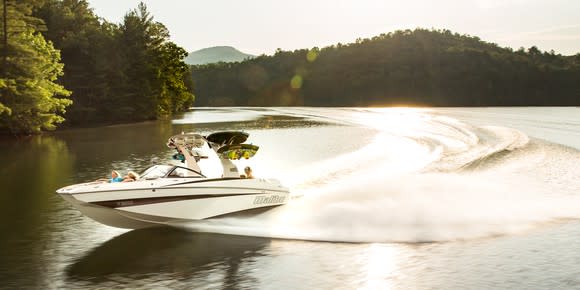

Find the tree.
xmin=116 ymin=2 xmax=192 ymax=119
xmin=34 ymin=0 xmax=193 ymax=125
xmin=34 ymin=0 xmax=121 ymax=125
xmin=0 ymin=0 xmax=71 ymax=135
xmin=156 ymin=42 xmax=194 ymax=115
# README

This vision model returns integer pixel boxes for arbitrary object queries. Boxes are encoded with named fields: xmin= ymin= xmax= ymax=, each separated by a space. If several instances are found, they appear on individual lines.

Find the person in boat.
xmin=111 ymin=170 xmax=124 ymax=183
xmin=244 ymin=166 xmax=254 ymax=179
xmin=172 ymin=152 xmax=185 ymax=163
xmin=98 ymin=170 xmax=123 ymax=183
xmin=123 ymin=171 xmax=139 ymax=182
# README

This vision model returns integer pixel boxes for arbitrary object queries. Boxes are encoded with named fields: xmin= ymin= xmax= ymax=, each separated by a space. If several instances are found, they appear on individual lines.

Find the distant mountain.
xmin=185 ymin=46 xmax=255 ymax=65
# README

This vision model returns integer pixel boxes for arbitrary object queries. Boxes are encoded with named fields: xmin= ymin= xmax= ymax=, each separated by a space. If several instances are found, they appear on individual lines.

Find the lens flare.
xmin=290 ymin=75 xmax=303 ymax=89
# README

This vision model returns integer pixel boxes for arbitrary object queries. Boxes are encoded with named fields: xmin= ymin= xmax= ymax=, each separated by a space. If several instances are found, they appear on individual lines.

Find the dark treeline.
xmin=0 ymin=0 xmax=193 ymax=135
xmin=191 ymin=29 xmax=579 ymax=107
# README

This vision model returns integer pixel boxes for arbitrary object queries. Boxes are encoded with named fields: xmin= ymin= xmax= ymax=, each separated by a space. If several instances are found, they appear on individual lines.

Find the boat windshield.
xmin=167 ymin=166 xmax=205 ymax=178
xmin=140 ymin=165 xmax=173 ymax=179
xmin=140 ymin=165 xmax=204 ymax=179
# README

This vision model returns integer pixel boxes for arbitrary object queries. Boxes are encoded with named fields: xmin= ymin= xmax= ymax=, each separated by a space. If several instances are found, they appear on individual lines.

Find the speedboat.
xmin=56 ymin=131 xmax=290 ymax=229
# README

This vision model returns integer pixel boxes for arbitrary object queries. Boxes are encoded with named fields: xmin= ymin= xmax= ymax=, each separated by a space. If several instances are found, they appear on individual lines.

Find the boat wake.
xmin=180 ymin=109 xmax=580 ymax=243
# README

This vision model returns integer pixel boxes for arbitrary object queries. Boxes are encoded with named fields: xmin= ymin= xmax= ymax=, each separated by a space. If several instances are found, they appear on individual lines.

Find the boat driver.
xmin=244 ymin=166 xmax=254 ymax=179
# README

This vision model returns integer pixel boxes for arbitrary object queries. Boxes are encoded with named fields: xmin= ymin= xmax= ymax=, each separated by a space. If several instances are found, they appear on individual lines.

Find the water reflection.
xmin=66 ymin=227 xmax=270 ymax=288
xmin=0 ymin=135 xmax=76 ymax=288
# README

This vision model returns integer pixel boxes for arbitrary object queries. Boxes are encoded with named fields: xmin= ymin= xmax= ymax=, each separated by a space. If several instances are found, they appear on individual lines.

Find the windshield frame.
xmin=140 ymin=165 xmax=205 ymax=179
xmin=167 ymin=166 xmax=205 ymax=178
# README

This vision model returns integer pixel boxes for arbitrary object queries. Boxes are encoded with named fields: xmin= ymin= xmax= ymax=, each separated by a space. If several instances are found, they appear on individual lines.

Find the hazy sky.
xmin=88 ymin=0 xmax=580 ymax=55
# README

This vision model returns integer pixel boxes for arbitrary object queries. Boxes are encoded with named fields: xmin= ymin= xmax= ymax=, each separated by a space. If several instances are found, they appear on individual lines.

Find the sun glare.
xmin=359 ymin=243 xmax=401 ymax=289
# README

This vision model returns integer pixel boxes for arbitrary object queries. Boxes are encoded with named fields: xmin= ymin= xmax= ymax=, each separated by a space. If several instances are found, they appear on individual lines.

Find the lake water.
xmin=1 ymin=107 xmax=579 ymax=289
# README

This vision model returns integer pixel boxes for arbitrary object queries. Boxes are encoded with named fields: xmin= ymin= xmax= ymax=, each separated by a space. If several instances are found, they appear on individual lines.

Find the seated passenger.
xmin=123 ymin=171 xmax=139 ymax=182
xmin=105 ymin=170 xmax=123 ymax=183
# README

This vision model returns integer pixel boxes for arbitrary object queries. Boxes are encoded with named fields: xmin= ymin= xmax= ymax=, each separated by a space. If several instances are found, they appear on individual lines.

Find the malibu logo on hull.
xmin=253 ymin=195 xmax=286 ymax=205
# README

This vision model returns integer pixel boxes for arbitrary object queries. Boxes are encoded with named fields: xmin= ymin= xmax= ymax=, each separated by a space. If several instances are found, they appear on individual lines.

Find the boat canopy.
xmin=206 ymin=131 xmax=249 ymax=146
xmin=166 ymin=131 xmax=259 ymax=166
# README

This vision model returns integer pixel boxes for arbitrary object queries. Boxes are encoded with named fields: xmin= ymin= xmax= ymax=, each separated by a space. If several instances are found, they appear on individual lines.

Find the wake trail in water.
xmin=181 ymin=109 xmax=580 ymax=243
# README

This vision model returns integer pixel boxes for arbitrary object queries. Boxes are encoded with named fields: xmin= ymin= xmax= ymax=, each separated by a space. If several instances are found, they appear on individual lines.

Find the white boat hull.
xmin=58 ymin=178 xmax=289 ymax=229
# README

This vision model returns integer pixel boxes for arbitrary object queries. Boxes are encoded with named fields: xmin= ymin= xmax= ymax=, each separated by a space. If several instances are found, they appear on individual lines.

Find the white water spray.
xmin=181 ymin=109 xmax=580 ymax=242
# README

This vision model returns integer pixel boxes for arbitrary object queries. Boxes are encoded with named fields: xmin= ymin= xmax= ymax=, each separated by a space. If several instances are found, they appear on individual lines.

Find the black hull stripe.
xmin=91 ymin=193 xmax=280 ymax=209
xmin=72 ymin=186 xmax=289 ymax=195
xmin=70 ymin=179 xmax=288 ymax=195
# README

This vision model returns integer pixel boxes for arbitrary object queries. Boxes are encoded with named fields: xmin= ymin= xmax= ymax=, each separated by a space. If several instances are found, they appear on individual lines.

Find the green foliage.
xmin=191 ymin=29 xmax=579 ymax=107
xmin=33 ymin=0 xmax=193 ymax=126
xmin=0 ymin=0 xmax=72 ymax=135
xmin=156 ymin=42 xmax=195 ymax=116
xmin=0 ymin=0 xmax=194 ymax=133
xmin=115 ymin=3 xmax=193 ymax=120
xmin=0 ymin=79 xmax=10 ymax=115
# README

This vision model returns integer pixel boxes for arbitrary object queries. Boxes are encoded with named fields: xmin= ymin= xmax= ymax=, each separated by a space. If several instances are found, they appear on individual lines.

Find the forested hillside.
xmin=3 ymin=2 xmax=578 ymax=136
xmin=0 ymin=0 xmax=194 ymax=135
xmin=191 ymin=29 xmax=579 ymax=107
